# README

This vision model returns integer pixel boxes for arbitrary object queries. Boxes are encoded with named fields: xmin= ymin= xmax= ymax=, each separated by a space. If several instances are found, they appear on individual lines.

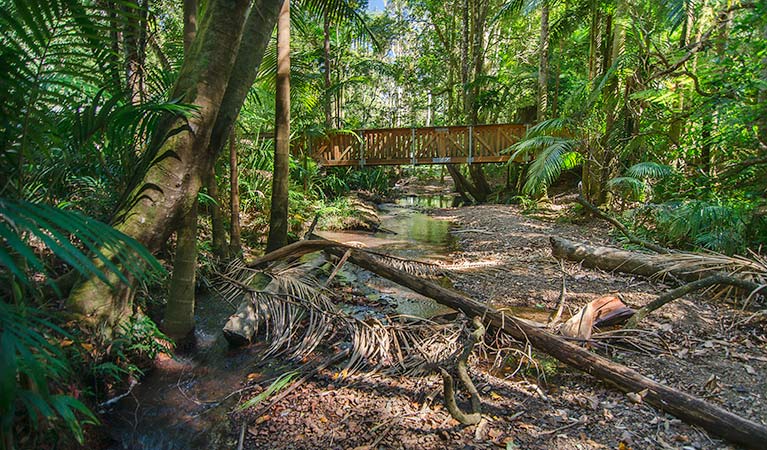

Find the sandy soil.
xmin=232 ymin=202 xmax=766 ymax=450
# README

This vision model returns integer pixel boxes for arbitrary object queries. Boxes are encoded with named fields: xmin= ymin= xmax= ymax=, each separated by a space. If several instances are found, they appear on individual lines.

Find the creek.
xmin=105 ymin=196 xmax=458 ymax=449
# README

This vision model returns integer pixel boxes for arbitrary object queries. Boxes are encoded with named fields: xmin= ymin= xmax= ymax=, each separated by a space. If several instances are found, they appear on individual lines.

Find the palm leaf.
xmin=626 ymin=162 xmax=673 ymax=179
xmin=0 ymin=198 xmax=164 ymax=292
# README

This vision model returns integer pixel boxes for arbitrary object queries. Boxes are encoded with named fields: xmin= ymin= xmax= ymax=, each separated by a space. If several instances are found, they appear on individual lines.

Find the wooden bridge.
xmin=300 ymin=123 xmax=530 ymax=167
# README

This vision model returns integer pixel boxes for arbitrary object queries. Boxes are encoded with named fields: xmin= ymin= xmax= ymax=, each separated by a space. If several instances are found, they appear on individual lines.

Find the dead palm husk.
xmin=652 ymin=250 xmax=767 ymax=306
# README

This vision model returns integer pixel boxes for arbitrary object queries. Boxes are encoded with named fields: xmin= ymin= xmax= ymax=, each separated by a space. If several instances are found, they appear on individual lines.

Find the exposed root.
xmin=440 ymin=317 xmax=485 ymax=425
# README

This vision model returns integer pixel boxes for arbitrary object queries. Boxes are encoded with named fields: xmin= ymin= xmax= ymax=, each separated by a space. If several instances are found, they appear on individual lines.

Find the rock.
xmin=223 ymin=299 xmax=257 ymax=346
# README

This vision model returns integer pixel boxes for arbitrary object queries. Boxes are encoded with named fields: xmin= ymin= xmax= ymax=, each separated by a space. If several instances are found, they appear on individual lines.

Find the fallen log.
xmin=551 ymin=237 xmax=765 ymax=317
xmin=318 ymin=241 xmax=767 ymax=449
xmin=550 ymin=237 xmax=687 ymax=280
xmin=551 ymin=237 xmax=765 ymax=289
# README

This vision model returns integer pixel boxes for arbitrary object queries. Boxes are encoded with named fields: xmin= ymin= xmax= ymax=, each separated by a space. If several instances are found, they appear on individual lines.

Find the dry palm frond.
xmin=654 ymin=252 xmax=766 ymax=281
xmin=358 ymin=250 xmax=447 ymax=279
xmin=215 ymin=257 xmax=463 ymax=376
xmin=652 ymin=251 xmax=767 ymax=303
xmin=589 ymin=328 xmax=668 ymax=356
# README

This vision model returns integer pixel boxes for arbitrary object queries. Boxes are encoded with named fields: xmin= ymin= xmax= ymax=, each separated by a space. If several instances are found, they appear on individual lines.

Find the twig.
xmin=541 ymin=417 xmax=586 ymax=435
xmin=236 ymin=421 xmax=246 ymax=450
xmin=303 ymin=214 xmax=320 ymax=240
xmin=450 ymin=228 xmax=494 ymax=235
xmin=547 ymin=259 xmax=567 ymax=326
xmin=98 ymin=378 xmax=138 ymax=411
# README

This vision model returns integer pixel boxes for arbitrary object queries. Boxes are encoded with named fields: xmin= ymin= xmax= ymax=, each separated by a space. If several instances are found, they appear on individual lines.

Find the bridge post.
xmin=468 ymin=125 xmax=473 ymax=164
xmin=410 ymin=127 xmax=416 ymax=165
xmin=359 ymin=131 xmax=366 ymax=167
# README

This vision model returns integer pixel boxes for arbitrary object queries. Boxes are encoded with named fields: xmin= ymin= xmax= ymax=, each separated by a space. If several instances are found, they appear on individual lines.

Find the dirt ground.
xmin=232 ymin=202 xmax=767 ymax=450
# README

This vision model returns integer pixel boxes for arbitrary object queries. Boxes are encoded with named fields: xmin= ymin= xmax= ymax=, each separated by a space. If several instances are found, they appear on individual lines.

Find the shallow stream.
xmin=106 ymin=196 xmax=458 ymax=449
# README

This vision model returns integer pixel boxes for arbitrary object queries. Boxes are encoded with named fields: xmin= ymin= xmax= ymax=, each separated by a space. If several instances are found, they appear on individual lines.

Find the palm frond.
xmin=0 ymin=197 xmax=164 ymax=292
xmin=607 ymin=176 xmax=647 ymax=201
xmin=215 ymin=254 xmax=466 ymax=377
xmin=522 ymin=139 xmax=581 ymax=195
xmin=626 ymin=162 xmax=673 ymax=180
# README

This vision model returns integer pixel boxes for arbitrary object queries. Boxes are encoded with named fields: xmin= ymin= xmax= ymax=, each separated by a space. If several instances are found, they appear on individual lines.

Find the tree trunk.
xmin=208 ymin=164 xmax=228 ymax=259
xmin=164 ymin=198 xmax=198 ymax=342
xmin=537 ymin=0 xmax=549 ymax=122
xmin=183 ymin=0 xmax=197 ymax=55
xmin=162 ymin=0 xmax=201 ymax=344
xmin=122 ymin=0 xmax=148 ymax=104
xmin=267 ymin=0 xmax=291 ymax=253
xmin=67 ymin=0 xmax=281 ymax=332
xmin=323 ymin=12 xmax=333 ymax=129
xmin=229 ymin=130 xmax=242 ymax=256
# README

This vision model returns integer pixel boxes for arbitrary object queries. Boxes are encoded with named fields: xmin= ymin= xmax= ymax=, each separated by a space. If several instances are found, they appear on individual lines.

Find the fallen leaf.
xmin=255 ymin=414 xmax=270 ymax=425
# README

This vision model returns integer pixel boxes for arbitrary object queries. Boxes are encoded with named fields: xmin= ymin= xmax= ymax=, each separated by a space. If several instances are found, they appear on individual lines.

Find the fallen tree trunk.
xmin=551 ymin=236 xmax=764 ymax=302
xmin=319 ymin=241 xmax=767 ymax=449
xmin=551 ymin=237 xmax=765 ymax=290
xmin=551 ymin=237 xmax=688 ymax=280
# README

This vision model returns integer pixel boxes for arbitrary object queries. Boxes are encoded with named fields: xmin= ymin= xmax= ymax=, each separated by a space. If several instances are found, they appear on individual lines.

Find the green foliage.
xmin=0 ymin=200 xmax=163 ymax=447
xmin=649 ymin=200 xmax=757 ymax=255
xmin=235 ymin=371 xmax=298 ymax=412
xmin=0 ymin=302 xmax=98 ymax=447
xmin=507 ymin=118 xmax=584 ymax=196
xmin=0 ymin=198 xmax=164 ymax=291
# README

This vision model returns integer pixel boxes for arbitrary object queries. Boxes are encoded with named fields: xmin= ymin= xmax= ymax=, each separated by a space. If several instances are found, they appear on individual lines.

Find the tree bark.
xmin=183 ymin=0 xmax=197 ymax=55
xmin=162 ymin=0 xmax=201 ymax=344
xmin=67 ymin=0 xmax=280 ymax=330
xmin=207 ymin=0 xmax=285 ymax=165
xmin=122 ymin=0 xmax=149 ymax=104
xmin=267 ymin=0 xmax=291 ymax=252
xmin=164 ymin=198 xmax=198 ymax=341
xmin=229 ymin=130 xmax=242 ymax=256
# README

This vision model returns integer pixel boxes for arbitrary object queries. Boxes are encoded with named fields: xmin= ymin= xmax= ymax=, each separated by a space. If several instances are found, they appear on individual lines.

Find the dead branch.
xmin=547 ymin=259 xmax=567 ymax=325
xmin=627 ymin=275 xmax=765 ymax=327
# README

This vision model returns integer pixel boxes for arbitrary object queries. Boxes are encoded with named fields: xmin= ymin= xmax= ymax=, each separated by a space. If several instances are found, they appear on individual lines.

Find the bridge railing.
xmin=300 ymin=123 xmax=530 ymax=167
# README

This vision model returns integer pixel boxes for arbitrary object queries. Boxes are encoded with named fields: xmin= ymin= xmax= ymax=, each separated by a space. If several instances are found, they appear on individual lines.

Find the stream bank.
xmin=105 ymin=197 xmax=767 ymax=450
xmin=237 ymin=201 xmax=766 ymax=450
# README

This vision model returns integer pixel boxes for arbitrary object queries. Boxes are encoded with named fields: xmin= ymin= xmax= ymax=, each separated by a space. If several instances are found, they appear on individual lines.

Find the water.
xmin=395 ymin=194 xmax=460 ymax=209
xmin=106 ymin=196 xmax=457 ymax=449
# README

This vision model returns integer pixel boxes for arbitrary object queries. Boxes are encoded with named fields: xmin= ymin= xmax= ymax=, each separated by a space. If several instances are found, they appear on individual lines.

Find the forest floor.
xmin=233 ymin=198 xmax=767 ymax=450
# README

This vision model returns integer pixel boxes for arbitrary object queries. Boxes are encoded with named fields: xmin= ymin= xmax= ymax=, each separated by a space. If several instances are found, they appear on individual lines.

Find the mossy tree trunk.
xmin=164 ymin=199 xmax=198 ymax=341
xmin=66 ymin=0 xmax=283 ymax=333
